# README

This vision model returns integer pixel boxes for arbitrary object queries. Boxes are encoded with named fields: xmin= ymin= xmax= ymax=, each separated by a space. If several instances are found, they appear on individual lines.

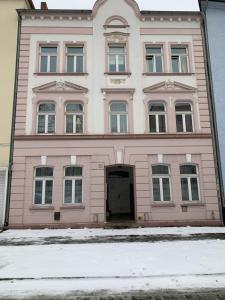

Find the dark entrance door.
xmin=106 ymin=165 xmax=135 ymax=222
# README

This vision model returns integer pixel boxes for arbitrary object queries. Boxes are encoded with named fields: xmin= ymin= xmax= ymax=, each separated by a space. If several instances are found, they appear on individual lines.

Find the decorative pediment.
xmin=33 ymin=81 xmax=88 ymax=94
xmin=143 ymin=80 xmax=197 ymax=94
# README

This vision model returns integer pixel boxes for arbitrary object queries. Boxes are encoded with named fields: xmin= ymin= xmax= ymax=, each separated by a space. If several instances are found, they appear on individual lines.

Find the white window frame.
xmin=39 ymin=46 xmax=57 ymax=73
xmin=175 ymin=103 xmax=194 ymax=133
xmin=63 ymin=167 xmax=83 ymax=204
xmin=0 ymin=167 xmax=8 ymax=227
xmin=36 ymin=103 xmax=56 ymax=134
xmin=65 ymin=103 xmax=84 ymax=134
xmin=171 ymin=46 xmax=189 ymax=73
xmin=33 ymin=167 xmax=54 ymax=205
xmin=66 ymin=46 xmax=84 ymax=73
xmin=152 ymin=165 xmax=172 ymax=202
xmin=146 ymin=46 xmax=164 ymax=73
xmin=180 ymin=165 xmax=200 ymax=201
xmin=149 ymin=103 xmax=167 ymax=133
xmin=109 ymin=102 xmax=128 ymax=133
xmin=108 ymin=45 xmax=126 ymax=73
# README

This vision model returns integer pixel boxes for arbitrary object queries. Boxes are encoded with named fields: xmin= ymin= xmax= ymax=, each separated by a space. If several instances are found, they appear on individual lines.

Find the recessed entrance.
xmin=106 ymin=165 xmax=135 ymax=222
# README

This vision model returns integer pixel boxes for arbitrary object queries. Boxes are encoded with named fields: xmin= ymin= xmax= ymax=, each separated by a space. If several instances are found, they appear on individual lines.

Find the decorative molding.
xmin=124 ymin=0 xmax=141 ymax=19
xmin=92 ymin=0 xmax=107 ymax=18
xmin=143 ymin=80 xmax=197 ymax=94
xmin=101 ymin=88 xmax=135 ymax=94
xmin=33 ymin=81 xmax=88 ymax=94
xmin=104 ymin=15 xmax=129 ymax=28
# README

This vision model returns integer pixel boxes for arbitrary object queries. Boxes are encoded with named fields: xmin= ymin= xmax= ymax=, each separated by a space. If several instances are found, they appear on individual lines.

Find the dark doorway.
xmin=106 ymin=165 xmax=135 ymax=222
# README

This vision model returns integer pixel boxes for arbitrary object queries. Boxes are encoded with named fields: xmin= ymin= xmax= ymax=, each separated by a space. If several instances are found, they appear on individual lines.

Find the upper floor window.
xmin=180 ymin=165 xmax=200 ymax=201
xmin=34 ymin=167 xmax=53 ymax=205
xmin=146 ymin=46 xmax=163 ymax=73
xmin=40 ymin=46 xmax=57 ymax=73
xmin=65 ymin=103 xmax=83 ymax=134
xmin=109 ymin=45 xmax=125 ymax=72
xmin=171 ymin=46 xmax=189 ymax=73
xmin=64 ymin=167 xmax=83 ymax=204
xmin=66 ymin=46 xmax=84 ymax=73
xmin=152 ymin=165 xmax=171 ymax=202
xmin=110 ymin=102 xmax=128 ymax=133
xmin=37 ymin=103 xmax=56 ymax=134
xmin=175 ymin=103 xmax=193 ymax=133
xmin=149 ymin=103 xmax=166 ymax=133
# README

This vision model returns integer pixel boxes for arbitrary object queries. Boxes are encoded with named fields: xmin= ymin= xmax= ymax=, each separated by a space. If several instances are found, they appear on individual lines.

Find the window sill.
xmin=30 ymin=205 xmax=55 ymax=211
xmin=34 ymin=72 xmax=88 ymax=76
xmin=181 ymin=202 xmax=204 ymax=207
xmin=60 ymin=205 xmax=85 ymax=210
xmin=143 ymin=72 xmax=194 ymax=76
xmin=151 ymin=202 xmax=175 ymax=208
xmin=104 ymin=72 xmax=131 ymax=76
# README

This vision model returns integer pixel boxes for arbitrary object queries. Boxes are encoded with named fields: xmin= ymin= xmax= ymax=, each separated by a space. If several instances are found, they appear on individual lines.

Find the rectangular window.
xmin=34 ymin=167 xmax=53 ymax=205
xmin=64 ymin=167 xmax=83 ymax=204
xmin=180 ymin=165 xmax=200 ymax=201
xmin=66 ymin=46 xmax=84 ymax=73
xmin=146 ymin=47 xmax=163 ymax=73
xmin=149 ymin=104 xmax=166 ymax=133
xmin=152 ymin=165 xmax=171 ymax=202
xmin=171 ymin=47 xmax=189 ymax=73
xmin=110 ymin=102 xmax=128 ymax=133
xmin=40 ymin=46 xmax=57 ymax=73
xmin=109 ymin=46 xmax=125 ymax=72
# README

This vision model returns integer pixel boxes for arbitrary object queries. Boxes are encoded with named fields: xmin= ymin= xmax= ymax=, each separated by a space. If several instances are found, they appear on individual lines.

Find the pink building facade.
xmin=9 ymin=0 xmax=223 ymax=228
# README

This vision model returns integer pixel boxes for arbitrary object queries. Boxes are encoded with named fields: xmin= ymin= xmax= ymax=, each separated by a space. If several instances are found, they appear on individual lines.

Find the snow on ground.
xmin=0 ymin=240 xmax=225 ymax=297
xmin=1 ymin=226 xmax=225 ymax=243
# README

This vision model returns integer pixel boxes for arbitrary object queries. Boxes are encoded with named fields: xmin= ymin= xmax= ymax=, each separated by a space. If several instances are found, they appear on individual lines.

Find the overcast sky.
xmin=33 ymin=0 xmax=199 ymax=11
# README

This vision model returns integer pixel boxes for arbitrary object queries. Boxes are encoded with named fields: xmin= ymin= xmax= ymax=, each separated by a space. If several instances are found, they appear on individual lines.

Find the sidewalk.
xmin=0 ymin=227 xmax=225 ymax=299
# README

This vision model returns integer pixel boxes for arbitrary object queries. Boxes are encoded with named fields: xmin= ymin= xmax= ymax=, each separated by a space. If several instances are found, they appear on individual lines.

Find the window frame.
xmin=171 ymin=45 xmax=189 ymax=73
xmin=36 ymin=102 xmax=56 ymax=135
xmin=108 ymin=44 xmax=126 ymax=73
xmin=63 ymin=166 xmax=83 ymax=205
xmin=65 ymin=45 xmax=84 ymax=73
xmin=64 ymin=102 xmax=84 ymax=134
xmin=151 ymin=164 xmax=172 ymax=202
xmin=180 ymin=164 xmax=200 ymax=202
xmin=148 ymin=102 xmax=167 ymax=133
xmin=39 ymin=44 xmax=58 ymax=73
xmin=145 ymin=45 xmax=164 ymax=73
xmin=33 ymin=167 xmax=54 ymax=205
xmin=109 ymin=101 xmax=128 ymax=134
xmin=175 ymin=102 xmax=194 ymax=133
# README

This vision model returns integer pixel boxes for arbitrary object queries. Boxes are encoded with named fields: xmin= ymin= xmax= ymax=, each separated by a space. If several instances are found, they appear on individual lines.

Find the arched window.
xmin=65 ymin=103 xmax=83 ymax=134
xmin=180 ymin=165 xmax=200 ymax=201
xmin=37 ymin=102 xmax=55 ymax=134
xmin=152 ymin=165 xmax=171 ymax=202
xmin=64 ymin=167 xmax=83 ymax=204
xmin=175 ymin=103 xmax=193 ymax=133
xmin=110 ymin=102 xmax=128 ymax=133
xmin=149 ymin=103 xmax=166 ymax=133
xmin=34 ymin=167 xmax=53 ymax=205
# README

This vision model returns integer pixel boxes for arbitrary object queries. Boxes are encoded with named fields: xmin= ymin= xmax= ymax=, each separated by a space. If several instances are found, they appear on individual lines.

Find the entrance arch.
xmin=106 ymin=165 xmax=135 ymax=222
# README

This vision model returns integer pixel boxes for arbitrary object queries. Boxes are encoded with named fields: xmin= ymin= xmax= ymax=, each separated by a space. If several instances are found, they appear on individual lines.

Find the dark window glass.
xmin=191 ymin=178 xmax=199 ymax=201
xmin=39 ymin=103 xmax=55 ymax=112
xmin=149 ymin=115 xmax=157 ymax=133
xmin=65 ymin=167 xmax=82 ymax=177
xmin=181 ymin=178 xmax=189 ymax=201
xmin=152 ymin=165 xmax=169 ymax=175
xmin=45 ymin=180 xmax=53 ymax=204
xmin=75 ymin=180 xmax=82 ymax=203
xmin=34 ymin=181 xmax=42 ymax=204
xmin=180 ymin=165 xmax=197 ymax=175
xmin=185 ymin=114 xmax=193 ymax=132
xmin=153 ymin=178 xmax=160 ymax=201
xmin=36 ymin=167 xmax=53 ymax=177
xmin=176 ymin=115 xmax=183 ymax=132
xmin=163 ymin=178 xmax=171 ymax=201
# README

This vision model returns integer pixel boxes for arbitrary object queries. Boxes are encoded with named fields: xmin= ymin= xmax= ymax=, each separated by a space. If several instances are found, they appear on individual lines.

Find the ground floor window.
xmin=34 ymin=167 xmax=53 ymax=205
xmin=64 ymin=166 xmax=83 ymax=204
xmin=180 ymin=165 xmax=200 ymax=201
xmin=152 ymin=165 xmax=171 ymax=202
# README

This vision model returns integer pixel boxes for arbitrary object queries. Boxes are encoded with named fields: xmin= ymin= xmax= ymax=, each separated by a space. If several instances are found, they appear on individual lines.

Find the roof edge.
xmin=27 ymin=0 xmax=35 ymax=9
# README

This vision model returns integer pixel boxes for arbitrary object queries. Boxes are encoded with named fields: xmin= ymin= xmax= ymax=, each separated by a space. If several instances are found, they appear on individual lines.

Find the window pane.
xmin=48 ymin=115 xmax=55 ymax=133
xmin=153 ymin=178 xmax=161 ymax=201
xmin=118 ymin=55 xmax=125 ymax=72
xmin=180 ymin=165 xmax=197 ymax=175
xmin=65 ymin=167 xmax=82 ymax=177
xmin=76 ymin=115 xmax=83 ymax=133
xmin=45 ymin=180 xmax=53 ymax=204
xmin=158 ymin=115 xmax=166 ymax=133
xmin=76 ymin=56 xmax=84 ymax=73
xmin=66 ymin=115 xmax=74 ymax=133
xmin=146 ymin=56 xmax=154 ymax=73
xmin=120 ymin=115 xmax=128 ymax=133
xmin=185 ymin=114 xmax=193 ymax=132
xmin=67 ymin=47 xmax=83 ymax=54
xmin=172 ymin=56 xmax=179 ymax=72
xmin=171 ymin=47 xmax=186 ymax=55
xmin=40 ymin=56 xmax=48 ymax=72
xmin=146 ymin=47 xmax=162 ymax=55
xmin=181 ymin=56 xmax=188 ymax=72
xmin=41 ymin=47 xmax=57 ymax=54
xmin=75 ymin=180 xmax=82 ymax=203
xmin=109 ymin=47 xmax=125 ymax=54
xmin=37 ymin=115 xmax=45 ymax=134
xmin=155 ymin=56 xmax=163 ymax=72
xmin=149 ymin=104 xmax=165 ymax=112
xmin=149 ymin=115 xmax=156 ymax=133
xmin=36 ymin=167 xmax=53 ymax=177
xmin=176 ymin=115 xmax=183 ymax=132
xmin=39 ymin=103 xmax=55 ymax=112
xmin=181 ymin=178 xmax=189 ymax=200
xmin=64 ymin=180 xmax=72 ymax=203
xmin=111 ymin=115 xmax=118 ymax=133
xmin=175 ymin=104 xmax=191 ymax=112
xmin=110 ymin=102 xmax=127 ymax=112
xmin=163 ymin=178 xmax=171 ymax=201
xmin=191 ymin=178 xmax=199 ymax=201
xmin=50 ymin=56 xmax=57 ymax=72
xmin=67 ymin=56 xmax=74 ymax=72
xmin=66 ymin=103 xmax=83 ymax=113
xmin=34 ymin=180 xmax=42 ymax=204
xmin=152 ymin=165 xmax=169 ymax=175
xmin=109 ymin=55 xmax=116 ymax=72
